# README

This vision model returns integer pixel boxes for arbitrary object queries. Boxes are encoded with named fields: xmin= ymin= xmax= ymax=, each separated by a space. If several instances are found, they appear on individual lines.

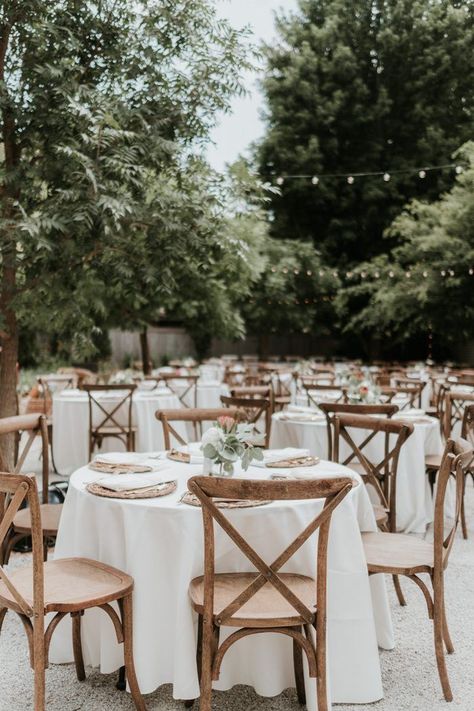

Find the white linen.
xmin=270 ymin=413 xmax=444 ymax=533
xmin=51 ymin=456 xmax=393 ymax=707
xmin=95 ymin=470 xmax=173 ymax=492
xmin=252 ymin=447 xmax=310 ymax=467
xmin=52 ymin=390 xmax=186 ymax=476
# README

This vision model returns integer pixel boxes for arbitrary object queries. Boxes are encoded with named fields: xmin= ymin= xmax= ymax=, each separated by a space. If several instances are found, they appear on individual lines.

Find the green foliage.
xmin=258 ymin=0 xmax=474 ymax=267
xmin=242 ymin=238 xmax=339 ymax=338
xmin=0 ymin=0 xmax=254 ymax=361
xmin=336 ymin=141 xmax=474 ymax=352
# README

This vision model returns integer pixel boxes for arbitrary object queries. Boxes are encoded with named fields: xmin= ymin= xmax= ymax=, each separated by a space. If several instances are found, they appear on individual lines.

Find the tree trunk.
xmin=0 ymin=263 xmax=19 ymax=470
xmin=140 ymin=327 xmax=152 ymax=375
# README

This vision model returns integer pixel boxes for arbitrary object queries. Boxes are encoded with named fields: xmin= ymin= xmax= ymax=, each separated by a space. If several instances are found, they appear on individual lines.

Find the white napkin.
xmin=253 ymin=448 xmax=310 ymax=467
xmin=94 ymin=453 xmax=166 ymax=470
xmin=96 ymin=472 xmax=172 ymax=492
xmin=177 ymin=442 xmax=204 ymax=465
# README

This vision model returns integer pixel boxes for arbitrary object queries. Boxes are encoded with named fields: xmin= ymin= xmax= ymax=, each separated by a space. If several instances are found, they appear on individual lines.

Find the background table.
xmin=50 ymin=456 xmax=393 ymax=709
xmin=52 ymin=389 xmax=184 ymax=476
xmin=270 ymin=413 xmax=443 ymax=533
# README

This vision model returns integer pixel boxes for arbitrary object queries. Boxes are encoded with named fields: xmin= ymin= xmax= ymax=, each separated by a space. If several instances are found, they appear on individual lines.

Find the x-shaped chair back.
xmin=0 ymin=473 xmax=44 ymax=619
xmin=155 ymin=408 xmax=243 ymax=449
xmin=461 ymin=404 xmax=474 ymax=450
xmin=188 ymin=475 xmax=352 ymax=627
xmin=318 ymin=402 xmax=399 ymax=461
xmin=444 ymin=392 xmax=474 ymax=440
xmin=332 ymin=413 xmax=413 ymax=531
xmin=37 ymin=375 xmax=75 ymax=415
xmin=220 ymin=395 xmax=271 ymax=447
xmin=301 ymin=380 xmax=347 ymax=409
xmin=83 ymin=384 xmax=136 ymax=454
xmin=268 ymin=370 xmax=294 ymax=399
xmin=393 ymin=378 xmax=425 ymax=409
xmin=0 ymin=414 xmax=49 ymax=508
xmin=158 ymin=374 xmax=199 ymax=408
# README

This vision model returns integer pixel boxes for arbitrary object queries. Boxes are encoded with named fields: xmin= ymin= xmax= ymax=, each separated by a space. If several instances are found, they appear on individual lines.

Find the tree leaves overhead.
xmin=258 ymin=0 xmax=474 ymax=267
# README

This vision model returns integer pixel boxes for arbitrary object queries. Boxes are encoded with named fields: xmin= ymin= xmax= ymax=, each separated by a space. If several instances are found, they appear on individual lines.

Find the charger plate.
xmin=87 ymin=480 xmax=177 ymax=499
xmin=180 ymin=491 xmax=270 ymax=509
xmin=89 ymin=461 xmax=153 ymax=474
xmin=167 ymin=449 xmax=191 ymax=463
xmin=266 ymin=456 xmax=320 ymax=468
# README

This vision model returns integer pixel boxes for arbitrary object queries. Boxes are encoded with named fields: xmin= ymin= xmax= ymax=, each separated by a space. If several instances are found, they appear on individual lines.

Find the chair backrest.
xmin=155 ymin=408 xmax=243 ymax=449
xmin=230 ymin=386 xmax=271 ymax=399
xmin=188 ymin=475 xmax=352 ymax=628
xmin=220 ymin=395 xmax=271 ymax=447
xmin=461 ymin=404 xmax=474 ymax=448
xmin=393 ymin=378 xmax=425 ymax=409
xmin=318 ymin=402 xmax=399 ymax=461
xmin=434 ymin=438 xmax=473 ymax=572
xmin=444 ymin=392 xmax=474 ymax=439
xmin=301 ymin=380 xmax=347 ymax=408
xmin=157 ymin=373 xmax=199 ymax=408
xmin=83 ymin=384 xmax=136 ymax=438
xmin=0 ymin=414 xmax=49 ymax=505
xmin=331 ymin=413 xmax=413 ymax=531
xmin=37 ymin=375 xmax=75 ymax=414
xmin=0 ymin=473 xmax=44 ymax=619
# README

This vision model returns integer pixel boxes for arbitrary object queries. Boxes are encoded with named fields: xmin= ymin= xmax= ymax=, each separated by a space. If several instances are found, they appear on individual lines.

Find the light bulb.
xmin=455 ymin=165 xmax=463 ymax=175
xmin=276 ymin=176 xmax=284 ymax=186
xmin=312 ymin=176 xmax=319 ymax=185
xmin=418 ymin=170 xmax=426 ymax=179
xmin=383 ymin=172 xmax=390 ymax=182
xmin=347 ymin=176 xmax=355 ymax=184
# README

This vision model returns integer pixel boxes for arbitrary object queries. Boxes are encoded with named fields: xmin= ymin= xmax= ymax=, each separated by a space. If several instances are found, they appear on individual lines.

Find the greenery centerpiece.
xmin=200 ymin=416 xmax=264 ymax=477
xmin=347 ymin=371 xmax=380 ymax=404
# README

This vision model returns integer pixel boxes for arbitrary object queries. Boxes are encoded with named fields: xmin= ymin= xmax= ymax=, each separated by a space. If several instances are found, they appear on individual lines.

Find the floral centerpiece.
xmin=200 ymin=416 xmax=264 ymax=476
xmin=347 ymin=370 xmax=381 ymax=404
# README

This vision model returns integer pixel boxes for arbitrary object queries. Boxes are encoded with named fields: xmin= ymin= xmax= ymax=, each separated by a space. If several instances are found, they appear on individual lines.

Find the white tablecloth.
xmin=52 ymin=389 xmax=184 ymax=476
xmin=270 ymin=414 xmax=443 ymax=533
xmin=51 ymin=457 xmax=393 ymax=708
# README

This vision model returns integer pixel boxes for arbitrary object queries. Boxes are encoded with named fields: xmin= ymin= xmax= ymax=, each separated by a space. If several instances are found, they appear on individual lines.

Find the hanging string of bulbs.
xmin=271 ymin=162 xmax=465 ymax=186
xmin=267 ymin=265 xmax=474 ymax=280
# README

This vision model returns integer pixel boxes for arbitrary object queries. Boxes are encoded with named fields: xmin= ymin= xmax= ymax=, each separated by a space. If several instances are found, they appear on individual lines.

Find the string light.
xmin=311 ymin=176 xmax=319 ymax=185
xmin=418 ymin=170 xmax=426 ymax=179
xmin=347 ymin=176 xmax=355 ymax=184
xmin=276 ymin=176 xmax=284 ymax=186
xmin=270 ymin=162 xmax=465 ymax=185
xmin=455 ymin=165 xmax=463 ymax=174
xmin=383 ymin=173 xmax=390 ymax=182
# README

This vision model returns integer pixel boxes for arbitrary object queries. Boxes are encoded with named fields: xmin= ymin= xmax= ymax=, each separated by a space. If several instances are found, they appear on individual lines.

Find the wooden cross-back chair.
xmin=0 ymin=473 xmax=146 ymax=711
xmin=301 ymin=379 xmax=347 ymax=409
xmin=444 ymin=391 xmax=474 ymax=441
xmin=363 ymin=438 xmax=473 ymax=702
xmin=220 ymin=395 xmax=271 ymax=448
xmin=318 ymin=402 xmax=399 ymax=461
xmin=393 ymin=378 xmax=426 ymax=410
xmin=37 ymin=375 xmax=75 ymax=416
xmin=83 ymin=384 xmax=137 ymax=460
xmin=0 ymin=414 xmax=61 ymax=564
xmin=156 ymin=373 xmax=199 ymax=408
xmin=456 ymin=402 xmax=474 ymax=539
xmin=230 ymin=385 xmax=271 ymax=400
xmin=156 ymin=408 xmax=243 ymax=450
xmin=332 ymin=413 xmax=413 ymax=534
xmin=186 ymin=475 xmax=353 ymax=711
xmin=268 ymin=369 xmax=294 ymax=411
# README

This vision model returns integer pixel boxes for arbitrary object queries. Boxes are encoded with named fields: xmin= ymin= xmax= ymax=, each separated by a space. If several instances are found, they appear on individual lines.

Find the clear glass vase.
xmin=203 ymin=457 xmax=235 ymax=477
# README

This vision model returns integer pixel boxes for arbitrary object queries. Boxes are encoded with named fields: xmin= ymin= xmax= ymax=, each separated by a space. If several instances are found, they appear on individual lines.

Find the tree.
xmin=242 ymin=238 xmax=338 ymax=356
xmin=0 ymin=0 xmax=252 ymax=456
xmin=336 ymin=141 xmax=474 ymax=360
xmin=258 ymin=0 xmax=474 ymax=268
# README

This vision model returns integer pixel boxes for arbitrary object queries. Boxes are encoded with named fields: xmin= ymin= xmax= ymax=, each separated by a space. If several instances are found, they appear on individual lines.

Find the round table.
xmin=51 ymin=456 xmax=393 ymax=707
xmin=52 ymin=388 xmax=184 ymax=476
xmin=270 ymin=413 xmax=444 ymax=533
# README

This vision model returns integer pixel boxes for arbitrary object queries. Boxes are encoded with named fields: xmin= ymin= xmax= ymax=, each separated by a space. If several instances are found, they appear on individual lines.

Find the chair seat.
xmin=372 ymin=503 xmax=388 ymax=527
xmin=189 ymin=572 xmax=316 ymax=628
xmin=0 ymin=558 xmax=133 ymax=614
xmin=362 ymin=532 xmax=434 ymax=575
xmin=13 ymin=503 xmax=62 ymax=536
xmin=93 ymin=425 xmax=137 ymax=435
xmin=425 ymin=453 xmax=442 ymax=470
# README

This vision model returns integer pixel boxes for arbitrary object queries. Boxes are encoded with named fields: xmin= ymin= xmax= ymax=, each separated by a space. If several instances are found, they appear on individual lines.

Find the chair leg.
xmin=392 ymin=574 xmax=407 ymax=606
xmin=121 ymin=594 xmax=146 ymax=710
xmin=199 ymin=617 xmax=214 ymax=711
xmin=293 ymin=627 xmax=306 ymax=706
xmin=0 ymin=607 xmax=7 ymax=636
xmin=315 ymin=622 xmax=328 ymax=711
xmin=33 ymin=621 xmax=46 ymax=711
xmin=460 ymin=476 xmax=468 ymax=540
xmin=442 ymin=599 xmax=454 ymax=655
xmin=71 ymin=612 xmax=86 ymax=681
xmin=433 ymin=587 xmax=453 ymax=701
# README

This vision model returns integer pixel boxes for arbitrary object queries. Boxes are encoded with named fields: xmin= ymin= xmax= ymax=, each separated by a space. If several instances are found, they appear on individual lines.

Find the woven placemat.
xmin=86 ymin=480 xmax=177 ymax=499
xmin=180 ymin=491 xmax=271 ymax=509
xmin=167 ymin=449 xmax=191 ymax=464
xmin=266 ymin=456 xmax=320 ymax=468
xmin=89 ymin=461 xmax=153 ymax=474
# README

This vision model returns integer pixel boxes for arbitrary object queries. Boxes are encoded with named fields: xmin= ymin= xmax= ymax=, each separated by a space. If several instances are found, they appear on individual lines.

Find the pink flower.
xmin=359 ymin=385 xmax=369 ymax=395
xmin=217 ymin=416 xmax=236 ymax=433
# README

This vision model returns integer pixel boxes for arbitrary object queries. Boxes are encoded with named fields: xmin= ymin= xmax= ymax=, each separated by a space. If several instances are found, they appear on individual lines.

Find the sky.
xmin=207 ymin=0 xmax=299 ymax=172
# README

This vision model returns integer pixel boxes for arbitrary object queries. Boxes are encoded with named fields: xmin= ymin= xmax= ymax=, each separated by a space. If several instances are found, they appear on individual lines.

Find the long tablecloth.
xmin=51 ymin=457 xmax=394 ymax=708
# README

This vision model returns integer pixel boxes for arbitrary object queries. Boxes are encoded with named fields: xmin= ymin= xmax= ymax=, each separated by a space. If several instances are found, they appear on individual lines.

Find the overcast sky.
xmin=207 ymin=0 xmax=299 ymax=171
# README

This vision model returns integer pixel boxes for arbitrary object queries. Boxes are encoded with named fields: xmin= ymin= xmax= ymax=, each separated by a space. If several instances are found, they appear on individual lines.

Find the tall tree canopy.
xmin=0 ymin=0 xmax=252 ymax=427
xmin=336 ymin=141 xmax=474 ymax=360
xmin=258 ymin=0 xmax=474 ymax=267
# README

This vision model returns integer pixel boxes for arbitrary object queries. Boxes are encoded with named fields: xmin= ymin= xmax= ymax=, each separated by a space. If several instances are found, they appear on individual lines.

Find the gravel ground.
xmin=0 ymin=474 xmax=472 ymax=711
